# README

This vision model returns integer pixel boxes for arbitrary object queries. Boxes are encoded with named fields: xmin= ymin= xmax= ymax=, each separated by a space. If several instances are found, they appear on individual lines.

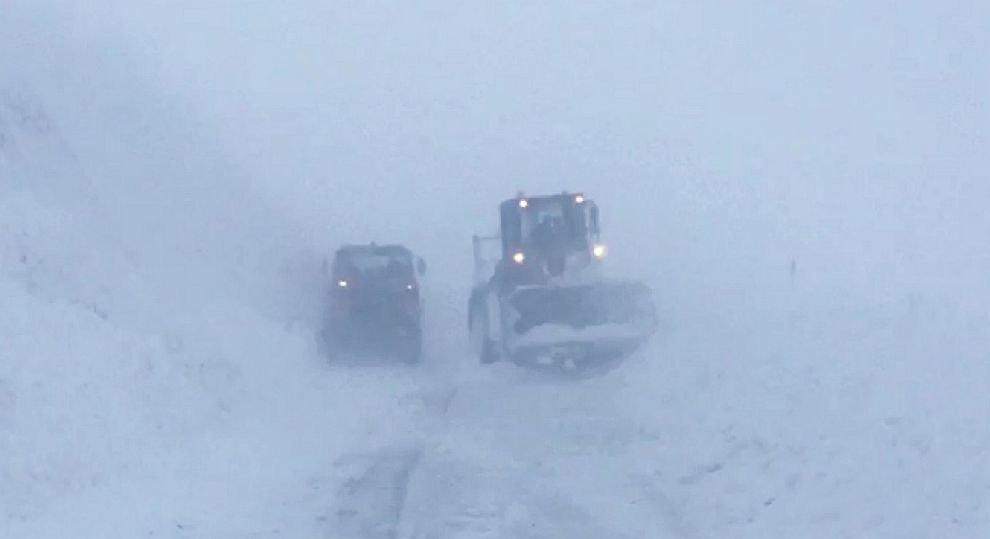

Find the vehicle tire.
xmin=403 ymin=349 xmax=421 ymax=365
xmin=318 ymin=328 xmax=339 ymax=362
xmin=480 ymin=337 xmax=497 ymax=365
xmin=470 ymin=306 xmax=498 ymax=364
xmin=401 ymin=331 xmax=422 ymax=365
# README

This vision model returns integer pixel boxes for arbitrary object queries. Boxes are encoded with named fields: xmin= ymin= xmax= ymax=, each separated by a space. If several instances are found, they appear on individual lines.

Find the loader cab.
xmin=499 ymin=193 xmax=602 ymax=264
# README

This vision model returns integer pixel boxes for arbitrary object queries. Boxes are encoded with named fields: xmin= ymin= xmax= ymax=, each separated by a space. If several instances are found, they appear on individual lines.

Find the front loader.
xmin=468 ymin=192 xmax=656 ymax=371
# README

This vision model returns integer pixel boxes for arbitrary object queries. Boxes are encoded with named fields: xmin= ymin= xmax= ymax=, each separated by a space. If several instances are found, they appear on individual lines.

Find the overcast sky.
xmin=5 ymin=0 xmax=988 ymax=309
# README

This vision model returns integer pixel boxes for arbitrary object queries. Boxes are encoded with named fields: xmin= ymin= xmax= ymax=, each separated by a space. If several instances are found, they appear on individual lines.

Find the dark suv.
xmin=321 ymin=244 xmax=426 ymax=363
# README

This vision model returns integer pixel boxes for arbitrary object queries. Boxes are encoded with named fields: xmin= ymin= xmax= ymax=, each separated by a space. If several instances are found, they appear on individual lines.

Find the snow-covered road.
xmin=396 ymin=376 xmax=672 ymax=539
xmin=321 ymin=294 xmax=990 ymax=539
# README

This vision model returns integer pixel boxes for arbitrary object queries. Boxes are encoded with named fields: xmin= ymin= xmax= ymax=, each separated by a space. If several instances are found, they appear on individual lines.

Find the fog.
xmin=103 ymin=1 xmax=990 ymax=300
xmin=2 ymin=1 xmax=988 ymax=537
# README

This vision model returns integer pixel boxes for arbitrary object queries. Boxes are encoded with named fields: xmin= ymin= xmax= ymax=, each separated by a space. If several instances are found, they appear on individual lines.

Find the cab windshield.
xmin=520 ymin=198 xmax=589 ymax=250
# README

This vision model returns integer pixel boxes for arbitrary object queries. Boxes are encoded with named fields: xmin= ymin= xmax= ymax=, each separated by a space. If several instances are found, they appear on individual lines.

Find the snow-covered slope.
xmin=0 ymin=7 xmax=433 ymax=537
xmin=0 ymin=68 xmax=448 ymax=539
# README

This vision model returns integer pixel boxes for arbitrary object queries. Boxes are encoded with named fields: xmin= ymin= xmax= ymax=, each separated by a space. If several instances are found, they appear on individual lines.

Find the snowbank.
xmin=0 ymin=6 xmax=384 ymax=536
xmin=614 ymin=290 xmax=990 ymax=537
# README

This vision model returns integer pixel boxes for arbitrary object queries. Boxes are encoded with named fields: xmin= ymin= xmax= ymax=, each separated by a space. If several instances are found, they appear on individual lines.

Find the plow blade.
xmin=502 ymin=280 xmax=657 ymax=360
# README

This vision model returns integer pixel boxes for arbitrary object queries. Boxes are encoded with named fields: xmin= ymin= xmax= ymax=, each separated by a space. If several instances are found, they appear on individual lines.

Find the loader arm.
xmin=472 ymin=234 xmax=501 ymax=285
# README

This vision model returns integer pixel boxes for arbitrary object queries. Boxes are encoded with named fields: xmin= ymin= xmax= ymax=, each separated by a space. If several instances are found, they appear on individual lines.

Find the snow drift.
xmin=0 ymin=5 xmax=369 ymax=536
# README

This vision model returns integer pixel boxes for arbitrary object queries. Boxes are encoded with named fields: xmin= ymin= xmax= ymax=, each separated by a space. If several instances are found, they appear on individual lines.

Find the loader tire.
xmin=470 ymin=306 xmax=498 ymax=365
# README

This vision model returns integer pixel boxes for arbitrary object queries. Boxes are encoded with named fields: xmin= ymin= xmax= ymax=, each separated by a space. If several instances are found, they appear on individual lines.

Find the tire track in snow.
xmin=324 ymin=362 xmax=670 ymax=538
xmin=326 ymin=386 xmax=457 ymax=539
xmin=331 ymin=447 xmax=422 ymax=539
xmin=395 ymin=376 xmax=671 ymax=538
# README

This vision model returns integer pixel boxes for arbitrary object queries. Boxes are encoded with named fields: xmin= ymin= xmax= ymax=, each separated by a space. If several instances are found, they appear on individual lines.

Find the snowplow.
xmin=468 ymin=192 xmax=656 ymax=371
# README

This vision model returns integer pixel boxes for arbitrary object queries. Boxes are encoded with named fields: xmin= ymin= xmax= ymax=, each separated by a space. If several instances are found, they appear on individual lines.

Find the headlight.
xmin=512 ymin=251 xmax=526 ymax=264
xmin=574 ymin=195 xmax=585 ymax=204
xmin=592 ymin=244 xmax=606 ymax=259
xmin=337 ymin=279 xmax=348 ymax=288
xmin=518 ymin=199 xmax=528 ymax=208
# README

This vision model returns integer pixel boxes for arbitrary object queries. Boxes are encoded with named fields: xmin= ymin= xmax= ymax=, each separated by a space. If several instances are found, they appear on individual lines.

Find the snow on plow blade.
xmin=503 ymin=281 xmax=657 ymax=356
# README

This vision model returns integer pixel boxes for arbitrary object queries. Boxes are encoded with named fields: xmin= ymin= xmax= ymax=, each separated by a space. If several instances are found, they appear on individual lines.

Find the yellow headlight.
xmin=592 ymin=244 xmax=606 ymax=259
